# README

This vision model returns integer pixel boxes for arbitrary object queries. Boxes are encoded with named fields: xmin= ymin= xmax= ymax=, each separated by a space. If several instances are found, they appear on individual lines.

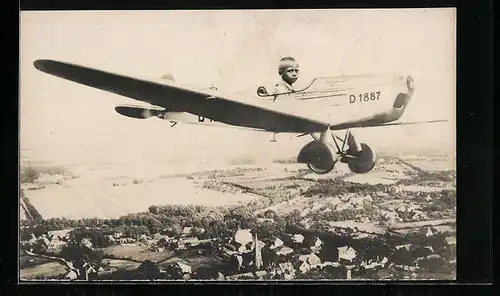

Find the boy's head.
xmin=278 ymin=57 xmax=299 ymax=85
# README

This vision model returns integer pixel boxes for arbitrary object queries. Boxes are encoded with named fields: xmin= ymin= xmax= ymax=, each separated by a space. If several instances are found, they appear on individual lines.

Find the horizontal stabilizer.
xmin=115 ymin=105 xmax=165 ymax=119
xmin=358 ymin=119 xmax=448 ymax=128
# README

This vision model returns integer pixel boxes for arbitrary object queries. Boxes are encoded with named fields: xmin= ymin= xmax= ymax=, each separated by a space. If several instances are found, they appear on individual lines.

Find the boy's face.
xmin=281 ymin=63 xmax=299 ymax=85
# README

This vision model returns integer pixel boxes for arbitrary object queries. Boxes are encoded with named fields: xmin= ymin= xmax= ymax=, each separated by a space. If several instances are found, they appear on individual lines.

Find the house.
xmin=297 ymin=253 xmax=321 ymax=273
xmin=233 ymin=254 xmax=244 ymax=271
xmin=152 ymin=232 xmax=169 ymax=240
xmin=255 ymin=270 xmax=267 ymax=279
xmin=312 ymin=237 xmax=323 ymax=249
xmin=298 ymin=253 xmax=321 ymax=266
xmin=230 ymin=229 xmax=254 ymax=253
xmin=176 ymin=262 xmax=192 ymax=274
xmin=321 ymin=261 xmax=341 ymax=268
xmin=337 ymin=246 xmax=357 ymax=262
xmin=118 ymin=238 xmax=136 ymax=244
xmin=238 ymin=244 xmax=248 ymax=253
xmin=270 ymin=237 xmax=284 ymax=250
xmin=27 ymin=233 xmax=37 ymax=244
xmin=234 ymin=229 xmax=253 ymax=245
xmin=177 ymin=237 xmax=200 ymax=248
xmin=276 ymin=246 xmax=294 ymax=256
xmin=291 ymin=234 xmax=304 ymax=244
xmin=65 ymin=270 xmax=78 ymax=280
xmin=297 ymin=261 xmax=312 ymax=274
xmin=278 ymin=262 xmax=295 ymax=275
xmin=48 ymin=229 xmax=73 ymax=240
xmin=113 ymin=232 xmax=123 ymax=239
xmin=251 ymin=239 xmax=266 ymax=250
xmin=395 ymin=244 xmax=413 ymax=251
xmin=40 ymin=235 xmax=51 ymax=247
xmin=257 ymin=218 xmax=274 ymax=223
xmin=81 ymin=238 xmax=93 ymax=249
xmin=310 ymin=237 xmax=323 ymax=253
xmin=181 ymin=227 xmax=193 ymax=237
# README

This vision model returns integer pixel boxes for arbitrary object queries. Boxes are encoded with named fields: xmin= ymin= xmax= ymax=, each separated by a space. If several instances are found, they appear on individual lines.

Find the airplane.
xmin=32 ymin=59 xmax=446 ymax=175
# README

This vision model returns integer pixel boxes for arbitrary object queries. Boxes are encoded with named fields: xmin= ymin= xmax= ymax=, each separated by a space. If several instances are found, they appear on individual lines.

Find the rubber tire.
xmin=307 ymin=162 xmax=335 ymax=175
xmin=347 ymin=143 xmax=376 ymax=174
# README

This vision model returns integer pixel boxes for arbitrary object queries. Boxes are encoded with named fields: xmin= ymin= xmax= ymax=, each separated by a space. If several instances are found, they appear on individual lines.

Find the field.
xmin=102 ymin=244 xmax=175 ymax=263
xmin=20 ymin=261 xmax=67 ymax=280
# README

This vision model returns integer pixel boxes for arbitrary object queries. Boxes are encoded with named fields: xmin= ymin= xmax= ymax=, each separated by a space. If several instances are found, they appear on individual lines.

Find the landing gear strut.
xmin=299 ymin=127 xmax=377 ymax=174
xmin=298 ymin=127 xmax=338 ymax=175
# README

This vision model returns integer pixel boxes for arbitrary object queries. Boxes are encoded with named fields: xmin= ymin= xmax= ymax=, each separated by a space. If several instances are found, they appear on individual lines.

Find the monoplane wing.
xmin=34 ymin=60 xmax=329 ymax=133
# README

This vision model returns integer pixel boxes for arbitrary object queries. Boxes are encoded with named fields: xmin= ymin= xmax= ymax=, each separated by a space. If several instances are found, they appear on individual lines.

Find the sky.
xmin=20 ymin=9 xmax=456 ymax=169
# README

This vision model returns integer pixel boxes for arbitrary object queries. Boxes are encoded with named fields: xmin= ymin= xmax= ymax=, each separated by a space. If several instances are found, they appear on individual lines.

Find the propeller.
xmin=115 ymin=105 xmax=166 ymax=119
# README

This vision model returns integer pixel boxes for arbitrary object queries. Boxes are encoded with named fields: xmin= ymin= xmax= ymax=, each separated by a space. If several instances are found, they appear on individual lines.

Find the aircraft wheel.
xmin=307 ymin=161 xmax=335 ymax=175
xmin=347 ymin=143 xmax=377 ymax=174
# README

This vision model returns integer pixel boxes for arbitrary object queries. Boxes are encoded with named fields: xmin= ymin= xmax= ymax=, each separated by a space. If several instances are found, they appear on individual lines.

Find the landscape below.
xmin=19 ymin=153 xmax=456 ymax=281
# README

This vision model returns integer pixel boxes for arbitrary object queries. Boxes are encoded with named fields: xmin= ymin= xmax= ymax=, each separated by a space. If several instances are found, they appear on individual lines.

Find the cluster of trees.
xmin=421 ymin=190 xmax=456 ymax=213
xmin=396 ymin=170 xmax=456 ymax=186
xmin=20 ymin=166 xmax=39 ymax=183
xmin=21 ymin=202 xmax=307 ymax=246
xmin=312 ymin=209 xmax=364 ymax=222
xmin=302 ymin=178 xmax=388 ymax=198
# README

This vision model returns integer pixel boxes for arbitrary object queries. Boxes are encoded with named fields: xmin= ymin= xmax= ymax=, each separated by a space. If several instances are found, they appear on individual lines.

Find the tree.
xmin=68 ymin=228 xmax=112 ymax=248
xmin=148 ymin=205 xmax=159 ymax=215
xmin=263 ymin=210 xmax=277 ymax=219
xmin=283 ymin=210 xmax=303 ymax=233
xmin=136 ymin=260 xmax=161 ymax=280
xmin=54 ymin=233 xmax=108 ymax=280
xmin=126 ymin=225 xmax=150 ymax=238
xmin=205 ymin=220 xmax=230 ymax=239
xmin=254 ymin=222 xmax=280 ymax=239
xmin=200 ymin=217 xmax=212 ymax=229
xmin=146 ymin=216 xmax=163 ymax=234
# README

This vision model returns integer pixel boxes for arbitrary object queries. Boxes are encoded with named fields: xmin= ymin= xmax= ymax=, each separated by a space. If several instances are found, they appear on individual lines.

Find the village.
xmin=20 ymin=213 xmax=456 ymax=281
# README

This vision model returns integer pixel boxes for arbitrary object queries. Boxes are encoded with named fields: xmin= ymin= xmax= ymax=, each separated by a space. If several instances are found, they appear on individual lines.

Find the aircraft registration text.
xmin=349 ymin=91 xmax=381 ymax=103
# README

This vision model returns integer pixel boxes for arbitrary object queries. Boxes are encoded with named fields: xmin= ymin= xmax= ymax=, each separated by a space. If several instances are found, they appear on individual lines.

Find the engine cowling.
xmin=297 ymin=140 xmax=338 ymax=174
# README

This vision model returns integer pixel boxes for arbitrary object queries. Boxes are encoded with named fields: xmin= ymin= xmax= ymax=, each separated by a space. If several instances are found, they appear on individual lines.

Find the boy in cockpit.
xmin=273 ymin=57 xmax=300 ymax=95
